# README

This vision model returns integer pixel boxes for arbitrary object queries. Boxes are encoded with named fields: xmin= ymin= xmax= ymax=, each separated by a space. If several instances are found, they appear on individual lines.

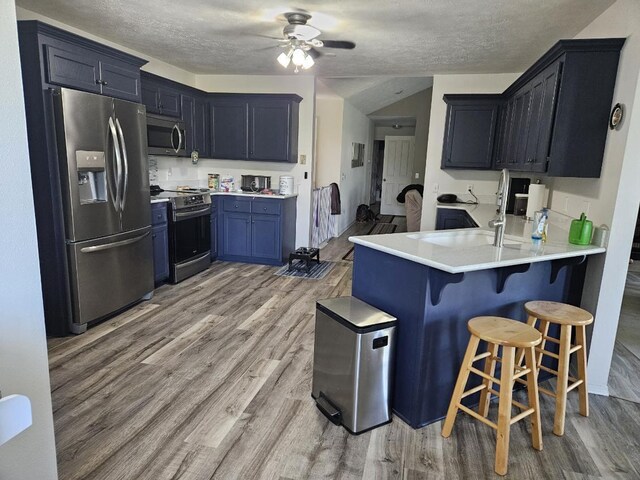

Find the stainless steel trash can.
xmin=312 ymin=296 xmax=397 ymax=434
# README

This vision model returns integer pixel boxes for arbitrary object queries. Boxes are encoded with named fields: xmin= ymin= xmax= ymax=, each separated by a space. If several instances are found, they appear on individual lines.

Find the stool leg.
xmin=478 ymin=342 xmax=499 ymax=418
xmin=554 ymin=324 xmax=571 ymax=436
xmin=535 ymin=321 xmax=550 ymax=369
xmin=575 ymin=325 xmax=589 ymax=417
xmin=524 ymin=346 xmax=543 ymax=451
xmin=516 ymin=315 xmax=538 ymax=366
xmin=442 ymin=335 xmax=481 ymax=438
xmin=495 ymin=345 xmax=515 ymax=476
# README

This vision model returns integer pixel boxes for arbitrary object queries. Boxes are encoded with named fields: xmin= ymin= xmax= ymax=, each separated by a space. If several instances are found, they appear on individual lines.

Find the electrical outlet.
xmin=299 ymin=154 xmax=306 ymax=164
xmin=432 ymin=183 xmax=439 ymax=193
xmin=564 ymin=196 xmax=569 ymax=212
xmin=415 ymin=172 xmax=419 ymax=179
xmin=466 ymin=184 xmax=474 ymax=192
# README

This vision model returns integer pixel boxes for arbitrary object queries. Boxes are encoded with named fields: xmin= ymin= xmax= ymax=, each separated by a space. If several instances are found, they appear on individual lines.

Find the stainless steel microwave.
xmin=146 ymin=114 xmax=187 ymax=156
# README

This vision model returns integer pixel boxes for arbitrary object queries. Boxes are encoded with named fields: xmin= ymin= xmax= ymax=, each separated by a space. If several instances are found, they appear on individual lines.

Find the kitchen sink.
xmin=408 ymin=230 xmax=524 ymax=248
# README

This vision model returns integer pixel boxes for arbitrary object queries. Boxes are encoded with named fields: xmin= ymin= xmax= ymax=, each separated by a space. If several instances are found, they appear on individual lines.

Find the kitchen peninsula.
xmin=349 ymin=212 xmax=604 ymax=428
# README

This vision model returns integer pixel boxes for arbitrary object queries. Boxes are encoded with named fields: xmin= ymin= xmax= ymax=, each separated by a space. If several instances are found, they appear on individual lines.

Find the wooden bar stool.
xmin=442 ymin=317 xmax=543 ymax=476
xmin=521 ymin=301 xmax=594 ymax=437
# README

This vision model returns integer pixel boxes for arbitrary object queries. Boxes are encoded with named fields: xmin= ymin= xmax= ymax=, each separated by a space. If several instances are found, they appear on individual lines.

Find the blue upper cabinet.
xmin=20 ymin=22 xmax=146 ymax=103
xmin=210 ymin=97 xmax=248 ymax=160
xmin=194 ymin=97 xmax=210 ymax=158
xmin=140 ymin=72 xmax=181 ymax=117
xmin=210 ymin=94 xmax=301 ymax=163
xmin=442 ymin=38 xmax=624 ymax=178
xmin=249 ymin=98 xmax=295 ymax=162
xmin=181 ymin=94 xmax=195 ymax=153
xmin=442 ymin=95 xmax=501 ymax=170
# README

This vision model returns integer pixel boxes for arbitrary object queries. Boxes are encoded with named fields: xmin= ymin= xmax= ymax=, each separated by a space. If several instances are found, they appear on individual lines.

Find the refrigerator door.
xmin=114 ymin=99 xmax=152 ymax=232
xmin=67 ymin=226 xmax=153 ymax=326
xmin=56 ymin=88 xmax=122 ymax=242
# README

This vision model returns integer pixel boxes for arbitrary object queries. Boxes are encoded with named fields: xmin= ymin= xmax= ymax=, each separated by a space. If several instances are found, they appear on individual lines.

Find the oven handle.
xmin=173 ymin=206 xmax=211 ymax=221
xmin=80 ymin=231 xmax=150 ymax=253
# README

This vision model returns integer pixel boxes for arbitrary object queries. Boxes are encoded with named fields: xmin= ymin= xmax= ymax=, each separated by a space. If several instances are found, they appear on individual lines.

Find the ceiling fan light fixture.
xmin=302 ymin=53 xmax=315 ymax=69
xmin=291 ymin=48 xmax=306 ymax=66
xmin=277 ymin=51 xmax=291 ymax=68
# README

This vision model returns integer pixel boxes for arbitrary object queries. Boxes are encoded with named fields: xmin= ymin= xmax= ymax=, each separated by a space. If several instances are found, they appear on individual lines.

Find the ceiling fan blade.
xmin=320 ymin=40 xmax=356 ymax=49
xmin=308 ymin=48 xmax=323 ymax=59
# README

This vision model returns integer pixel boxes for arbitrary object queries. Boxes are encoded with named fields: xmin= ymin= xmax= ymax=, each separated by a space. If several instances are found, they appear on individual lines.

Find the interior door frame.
xmin=381 ymin=135 xmax=416 ymax=216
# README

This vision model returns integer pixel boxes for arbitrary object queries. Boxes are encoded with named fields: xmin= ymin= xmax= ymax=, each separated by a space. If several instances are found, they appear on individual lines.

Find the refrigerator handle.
xmin=80 ymin=231 xmax=150 ymax=253
xmin=115 ymin=117 xmax=129 ymax=212
xmin=108 ymin=116 xmax=122 ymax=212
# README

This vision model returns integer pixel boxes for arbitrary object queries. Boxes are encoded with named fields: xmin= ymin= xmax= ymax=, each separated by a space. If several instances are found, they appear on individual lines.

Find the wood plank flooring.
xmin=48 ymin=222 xmax=640 ymax=480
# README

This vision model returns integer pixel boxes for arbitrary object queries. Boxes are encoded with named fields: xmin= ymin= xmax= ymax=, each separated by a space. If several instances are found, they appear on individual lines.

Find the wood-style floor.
xmin=48 ymin=222 xmax=640 ymax=480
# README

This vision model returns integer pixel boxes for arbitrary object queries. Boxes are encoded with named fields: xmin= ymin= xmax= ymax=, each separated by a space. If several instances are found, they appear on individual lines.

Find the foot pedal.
xmin=316 ymin=393 xmax=342 ymax=425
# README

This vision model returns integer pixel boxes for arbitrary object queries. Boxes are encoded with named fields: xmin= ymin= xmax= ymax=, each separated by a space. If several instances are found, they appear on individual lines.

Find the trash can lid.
xmin=317 ymin=297 xmax=397 ymax=333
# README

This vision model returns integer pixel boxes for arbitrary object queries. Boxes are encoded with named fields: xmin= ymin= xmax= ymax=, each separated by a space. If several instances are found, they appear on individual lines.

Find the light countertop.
xmin=150 ymin=191 xmax=297 ymax=203
xmin=349 ymin=204 xmax=604 ymax=274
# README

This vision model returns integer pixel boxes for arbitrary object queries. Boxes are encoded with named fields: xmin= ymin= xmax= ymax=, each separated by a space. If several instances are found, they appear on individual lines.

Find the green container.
xmin=569 ymin=213 xmax=593 ymax=245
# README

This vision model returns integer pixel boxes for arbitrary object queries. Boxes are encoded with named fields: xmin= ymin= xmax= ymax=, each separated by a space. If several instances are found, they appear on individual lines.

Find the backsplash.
xmin=149 ymin=155 xmax=301 ymax=193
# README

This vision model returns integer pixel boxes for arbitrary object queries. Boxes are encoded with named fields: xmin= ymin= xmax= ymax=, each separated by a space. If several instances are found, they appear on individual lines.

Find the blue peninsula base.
xmin=351 ymin=244 xmax=587 ymax=429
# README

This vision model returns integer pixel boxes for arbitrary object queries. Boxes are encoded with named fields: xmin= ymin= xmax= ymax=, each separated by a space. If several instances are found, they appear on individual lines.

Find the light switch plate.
xmin=299 ymin=154 xmax=306 ymax=164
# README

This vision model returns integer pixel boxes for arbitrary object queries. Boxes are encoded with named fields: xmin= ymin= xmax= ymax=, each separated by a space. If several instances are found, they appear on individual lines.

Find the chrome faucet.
xmin=489 ymin=168 xmax=510 ymax=247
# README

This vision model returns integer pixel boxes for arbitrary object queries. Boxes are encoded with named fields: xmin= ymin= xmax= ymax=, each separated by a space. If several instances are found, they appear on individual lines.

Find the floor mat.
xmin=274 ymin=261 xmax=335 ymax=279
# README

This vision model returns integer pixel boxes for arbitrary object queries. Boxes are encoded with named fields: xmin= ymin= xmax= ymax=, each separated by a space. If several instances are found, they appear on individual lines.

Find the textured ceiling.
xmin=16 ymin=0 xmax=614 ymax=76
xmin=320 ymin=77 xmax=433 ymax=114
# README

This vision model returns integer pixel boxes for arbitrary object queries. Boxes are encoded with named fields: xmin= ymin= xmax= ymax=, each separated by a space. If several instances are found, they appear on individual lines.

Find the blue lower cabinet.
xmin=151 ymin=203 xmax=169 ymax=283
xmin=223 ymin=212 xmax=252 ymax=257
xmin=436 ymin=208 xmax=478 ymax=230
xmin=152 ymin=224 xmax=169 ymax=283
xmin=251 ymin=215 xmax=281 ymax=260
xmin=218 ymin=196 xmax=296 ymax=265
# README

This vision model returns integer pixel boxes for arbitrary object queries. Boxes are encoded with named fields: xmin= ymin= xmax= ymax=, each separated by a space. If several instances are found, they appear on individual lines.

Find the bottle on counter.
xmin=531 ymin=208 xmax=549 ymax=245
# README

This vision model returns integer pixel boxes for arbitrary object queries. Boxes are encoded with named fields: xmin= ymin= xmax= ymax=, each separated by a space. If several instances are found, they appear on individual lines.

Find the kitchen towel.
xmin=526 ymin=184 xmax=546 ymax=219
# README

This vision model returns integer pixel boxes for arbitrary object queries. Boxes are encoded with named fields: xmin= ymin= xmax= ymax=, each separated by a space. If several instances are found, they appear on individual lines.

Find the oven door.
xmin=170 ymin=206 xmax=211 ymax=264
xmin=147 ymin=115 xmax=187 ymax=156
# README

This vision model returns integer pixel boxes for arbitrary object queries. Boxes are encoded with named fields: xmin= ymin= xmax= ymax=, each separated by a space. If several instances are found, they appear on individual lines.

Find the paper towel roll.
xmin=526 ymin=184 xmax=545 ymax=219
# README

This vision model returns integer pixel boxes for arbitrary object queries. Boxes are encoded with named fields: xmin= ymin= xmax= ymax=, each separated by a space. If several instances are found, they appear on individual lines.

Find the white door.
xmin=381 ymin=136 xmax=415 ymax=216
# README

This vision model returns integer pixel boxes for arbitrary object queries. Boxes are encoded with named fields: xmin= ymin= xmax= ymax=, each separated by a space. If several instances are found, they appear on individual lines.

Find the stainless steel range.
xmin=167 ymin=191 xmax=212 ymax=283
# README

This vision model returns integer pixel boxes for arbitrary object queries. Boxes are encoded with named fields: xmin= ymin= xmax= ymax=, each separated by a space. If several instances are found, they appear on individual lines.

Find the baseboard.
xmin=588 ymin=383 xmax=610 ymax=396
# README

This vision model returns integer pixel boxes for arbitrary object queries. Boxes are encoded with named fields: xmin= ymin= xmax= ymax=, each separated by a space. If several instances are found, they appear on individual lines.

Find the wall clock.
xmin=609 ymin=103 xmax=623 ymax=130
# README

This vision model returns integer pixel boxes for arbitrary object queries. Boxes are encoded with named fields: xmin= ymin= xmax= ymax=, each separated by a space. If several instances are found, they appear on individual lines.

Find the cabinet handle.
xmin=95 ymin=79 xmax=102 ymax=85
xmin=263 ymin=207 xmax=267 ymax=211
xmin=102 ymin=80 xmax=108 ymax=86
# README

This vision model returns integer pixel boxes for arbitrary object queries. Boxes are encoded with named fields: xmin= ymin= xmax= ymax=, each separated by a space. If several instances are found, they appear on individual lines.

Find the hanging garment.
xmin=330 ymin=182 xmax=341 ymax=215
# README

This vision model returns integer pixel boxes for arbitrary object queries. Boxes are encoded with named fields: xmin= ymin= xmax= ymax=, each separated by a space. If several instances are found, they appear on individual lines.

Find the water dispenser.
xmin=76 ymin=150 xmax=107 ymax=204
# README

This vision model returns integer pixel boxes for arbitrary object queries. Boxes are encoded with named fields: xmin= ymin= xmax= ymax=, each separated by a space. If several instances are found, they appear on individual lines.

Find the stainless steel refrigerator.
xmin=53 ymin=88 xmax=153 ymax=333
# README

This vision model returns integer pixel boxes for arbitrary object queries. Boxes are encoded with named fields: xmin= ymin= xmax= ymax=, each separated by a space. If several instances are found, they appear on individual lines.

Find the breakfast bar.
xmin=349 ymin=223 xmax=604 ymax=429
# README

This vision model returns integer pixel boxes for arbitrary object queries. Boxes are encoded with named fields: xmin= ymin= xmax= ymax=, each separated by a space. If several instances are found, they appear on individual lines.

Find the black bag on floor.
xmin=356 ymin=204 xmax=376 ymax=222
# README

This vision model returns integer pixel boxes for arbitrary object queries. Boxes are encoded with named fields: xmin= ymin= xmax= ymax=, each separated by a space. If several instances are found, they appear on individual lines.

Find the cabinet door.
xmin=99 ymin=61 xmax=140 ymax=102
xmin=181 ymin=95 xmax=195 ymax=154
xmin=249 ymin=99 xmax=291 ymax=162
xmin=152 ymin=224 xmax=169 ymax=283
xmin=442 ymin=103 xmax=498 ymax=169
xmin=141 ymin=84 xmax=159 ymax=114
xmin=251 ymin=214 xmax=281 ymax=260
xmin=45 ymin=45 xmax=101 ymax=93
xmin=529 ymin=62 xmax=562 ymax=173
xmin=157 ymin=87 xmax=181 ymax=117
xmin=504 ymin=91 xmax=530 ymax=170
xmin=194 ymin=98 xmax=210 ymax=157
xmin=211 ymin=99 xmax=248 ymax=159
xmin=222 ymin=212 xmax=251 ymax=257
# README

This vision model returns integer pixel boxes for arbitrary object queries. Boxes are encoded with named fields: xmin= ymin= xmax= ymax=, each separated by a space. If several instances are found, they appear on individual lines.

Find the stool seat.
xmin=524 ymin=301 xmax=593 ymax=326
xmin=468 ymin=316 xmax=542 ymax=348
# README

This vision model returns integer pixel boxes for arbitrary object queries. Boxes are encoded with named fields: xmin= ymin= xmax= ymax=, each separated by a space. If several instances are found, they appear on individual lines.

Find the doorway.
xmin=608 ymin=206 xmax=640 ymax=403
xmin=380 ymin=136 xmax=416 ymax=216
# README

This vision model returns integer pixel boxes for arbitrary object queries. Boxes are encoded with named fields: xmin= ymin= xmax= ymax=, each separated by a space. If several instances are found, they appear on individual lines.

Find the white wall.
xmin=419 ymin=74 xmax=521 ymax=230
xmin=315 ymin=87 xmax=344 ymax=188
xmin=370 ymin=88 xmax=433 ymax=182
xmin=0 ymin=2 xmax=57 ymax=478
xmin=16 ymin=6 xmax=196 ymax=86
xmin=194 ymin=75 xmax=315 ymax=248
xmin=337 ymin=101 xmax=374 ymax=233
xmin=553 ymin=0 xmax=640 ymax=394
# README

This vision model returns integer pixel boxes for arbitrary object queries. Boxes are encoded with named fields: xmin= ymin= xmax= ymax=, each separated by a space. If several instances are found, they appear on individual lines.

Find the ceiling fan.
xmin=275 ymin=12 xmax=356 ymax=72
